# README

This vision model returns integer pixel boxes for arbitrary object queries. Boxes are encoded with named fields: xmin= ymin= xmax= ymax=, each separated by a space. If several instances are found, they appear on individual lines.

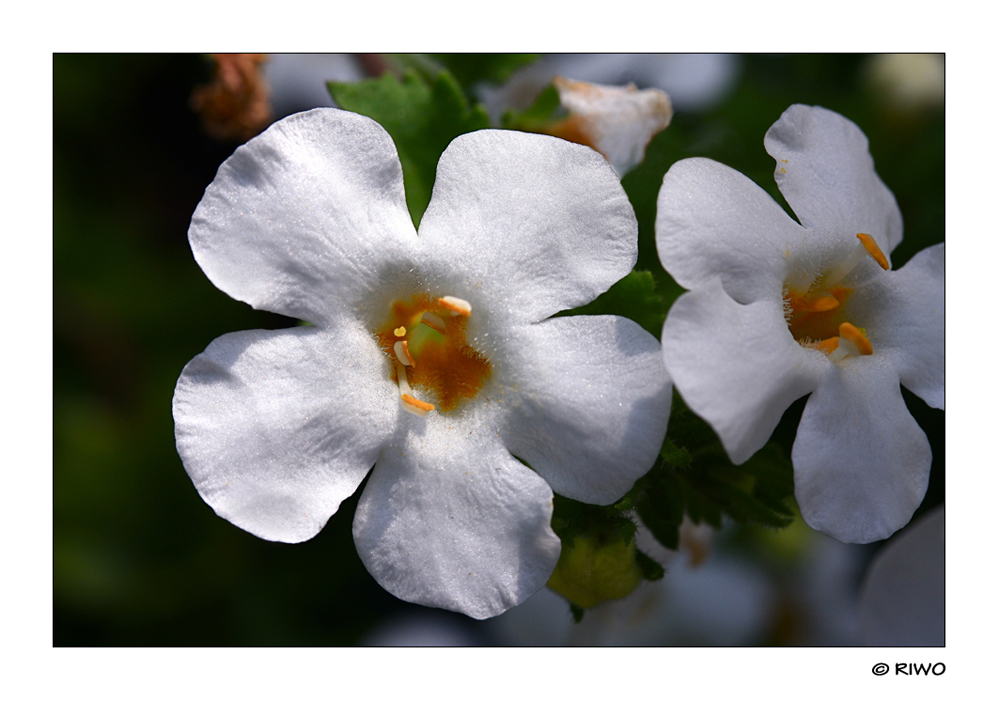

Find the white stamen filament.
xmin=821 ymin=234 xmax=890 ymax=289
xmin=393 ymin=340 xmax=415 ymax=367
xmin=826 ymin=339 xmax=858 ymax=364
xmin=396 ymin=364 xmax=434 ymax=416
xmin=420 ymin=312 xmax=446 ymax=333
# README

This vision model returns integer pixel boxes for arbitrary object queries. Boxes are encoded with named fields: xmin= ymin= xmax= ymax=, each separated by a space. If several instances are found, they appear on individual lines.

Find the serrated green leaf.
xmin=659 ymin=436 xmax=692 ymax=469
xmin=327 ymin=70 xmax=490 ymax=227
xmin=636 ymin=473 xmax=682 ymax=550
xmin=634 ymin=548 xmax=665 ymax=582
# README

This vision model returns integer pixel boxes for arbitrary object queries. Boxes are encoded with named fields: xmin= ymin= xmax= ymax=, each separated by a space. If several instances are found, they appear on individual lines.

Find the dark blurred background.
xmin=53 ymin=54 xmax=944 ymax=646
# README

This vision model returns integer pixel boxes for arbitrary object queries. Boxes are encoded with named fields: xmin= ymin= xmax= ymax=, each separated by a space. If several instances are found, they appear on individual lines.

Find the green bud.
xmin=547 ymin=531 xmax=644 ymax=609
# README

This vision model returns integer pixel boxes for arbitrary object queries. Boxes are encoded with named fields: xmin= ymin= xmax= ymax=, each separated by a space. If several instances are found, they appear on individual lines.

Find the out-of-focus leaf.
xmin=559 ymin=270 xmax=667 ymax=338
xmin=432 ymin=54 xmax=539 ymax=89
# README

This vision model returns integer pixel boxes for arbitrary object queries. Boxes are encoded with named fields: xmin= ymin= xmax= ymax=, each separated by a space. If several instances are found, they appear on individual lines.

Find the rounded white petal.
xmin=847 ymin=243 xmax=945 ymax=410
xmin=189 ymin=108 xmax=418 ymax=326
xmin=662 ymin=278 xmax=829 ymax=464
xmin=353 ymin=425 xmax=560 ymax=620
xmin=792 ymin=356 xmax=932 ymax=544
xmin=417 ymin=129 xmax=637 ymax=324
xmin=655 ymin=158 xmax=805 ymax=304
xmin=500 ymin=315 xmax=671 ymax=504
xmin=764 ymin=104 xmax=904 ymax=254
xmin=173 ymin=323 xmax=397 ymax=543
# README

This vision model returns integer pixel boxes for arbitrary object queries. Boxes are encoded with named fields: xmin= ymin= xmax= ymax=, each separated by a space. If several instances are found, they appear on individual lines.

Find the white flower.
xmin=548 ymin=77 xmax=672 ymax=177
xmin=173 ymin=108 xmax=672 ymax=619
xmin=656 ymin=104 xmax=943 ymax=544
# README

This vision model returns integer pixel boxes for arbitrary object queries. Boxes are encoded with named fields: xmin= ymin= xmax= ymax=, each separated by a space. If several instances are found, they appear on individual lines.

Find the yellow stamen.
xmin=393 ymin=340 xmax=416 ymax=368
xmin=856 ymin=233 xmax=890 ymax=271
xmin=401 ymin=393 xmax=435 ymax=416
xmin=839 ymin=322 xmax=873 ymax=355
xmin=816 ymin=337 xmax=840 ymax=354
xmin=810 ymin=293 xmax=840 ymax=312
xmin=393 ymin=326 xmax=407 ymax=338
xmin=438 ymin=296 xmax=472 ymax=317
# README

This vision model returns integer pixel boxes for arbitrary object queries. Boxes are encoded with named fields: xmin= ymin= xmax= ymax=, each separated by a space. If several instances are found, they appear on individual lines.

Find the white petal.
xmin=655 ymin=158 xmax=805 ymax=304
xmin=353 ymin=426 xmax=560 ymax=620
xmin=792 ymin=356 xmax=932 ymax=544
xmin=173 ymin=323 xmax=397 ymax=543
xmin=417 ymin=129 xmax=637 ymax=324
xmin=499 ymin=315 xmax=671 ymax=504
xmin=189 ymin=108 xmax=418 ymax=326
xmin=764 ymin=104 xmax=904 ymax=254
xmin=662 ymin=278 xmax=829 ymax=464
xmin=846 ymin=243 xmax=944 ymax=410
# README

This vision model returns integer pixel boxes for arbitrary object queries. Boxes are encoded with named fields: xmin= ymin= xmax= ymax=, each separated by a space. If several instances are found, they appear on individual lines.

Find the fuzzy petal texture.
xmin=500 ymin=315 xmax=672 ymax=504
xmin=173 ymin=323 xmax=397 ymax=542
xmin=765 ymin=104 xmax=903 ymax=254
xmin=418 ymin=129 xmax=638 ymax=325
xmin=846 ymin=243 xmax=945 ymax=410
xmin=792 ymin=356 xmax=932 ymax=543
xmin=189 ymin=108 xmax=418 ymax=326
xmin=662 ymin=278 xmax=830 ymax=464
xmin=655 ymin=158 xmax=805 ymax=304
xmin=353 ymin=425 xmax=561 ymax=620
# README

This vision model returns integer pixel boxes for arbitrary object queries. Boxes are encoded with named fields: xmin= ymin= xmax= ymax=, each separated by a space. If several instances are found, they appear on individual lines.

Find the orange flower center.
xmin=374 ymin=294 xmax=491 ymax=415
xmin=783 ymin=234 xmax=889 ymax=362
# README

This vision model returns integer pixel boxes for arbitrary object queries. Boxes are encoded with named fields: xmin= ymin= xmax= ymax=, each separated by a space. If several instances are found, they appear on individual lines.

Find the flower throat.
xmin=375 ymin=294 xmax=491 ymax=416
xmin=784 ymin=233 xmax=889 ymax=363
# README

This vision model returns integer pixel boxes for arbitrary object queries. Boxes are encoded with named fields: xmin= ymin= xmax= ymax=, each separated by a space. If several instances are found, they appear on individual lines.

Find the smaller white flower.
xmin=656 ymin=104 xmax=943 ymax=544
xmin=549 ymin=77 xmax=672 ymax=177
xmin=174 ymin=108 xmax=671 ymax=618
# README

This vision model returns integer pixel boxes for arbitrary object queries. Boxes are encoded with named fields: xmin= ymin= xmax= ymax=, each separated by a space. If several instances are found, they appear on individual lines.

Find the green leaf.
xmin=328 ymin=70 xmax=490 ymax=227
xmin=636 ymin=466 xmax=684 ymax=550
xmin=558 ymin=269 xmax=668 ymax=338
xmin=634 ymin=548 xmax=665 ymax=582
xmin=501 ymin=83 xmax=562 ymax=131
xmin=431 ymin=54 xmax=539 ymax=89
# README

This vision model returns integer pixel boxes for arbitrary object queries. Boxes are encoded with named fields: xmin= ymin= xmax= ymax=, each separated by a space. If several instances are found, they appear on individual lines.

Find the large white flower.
xmin=656 ymin=104 xmax=943 ymax=544
xmin=173 ymin=108 xmax=671 ymax=619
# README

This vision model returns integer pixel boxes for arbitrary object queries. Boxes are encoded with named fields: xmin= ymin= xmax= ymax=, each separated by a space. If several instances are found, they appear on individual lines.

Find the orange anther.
xmin=438 ymin=296 xmax=472 ymax=317
xmin=401 ymin=394 xmax=435 ymax=416
xmin=817 ymin=337 xmax=840 ymax=354
xmin=808 ymin=293 xmax=841 ymax=313
xmin=839 ymin=322 xmax=873 ymax=355
xmin=856 ymin=234 xmax=890 ymax=271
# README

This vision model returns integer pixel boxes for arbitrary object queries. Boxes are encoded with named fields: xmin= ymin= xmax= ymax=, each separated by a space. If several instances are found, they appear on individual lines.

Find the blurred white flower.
xmin=265 ymin=54 xmax=366 ymax=117
xmin=865 ymin=54 xmax=944 ymax=112
xmin=859 ymin=506 xmax=944 ymax=645
xmin=547 ymin=77 xmax=672 ymax=176
xmin=657 ymin=104 xmax=944 ymax=544
xmin=478 ymin=54 xmax=739 ymax=120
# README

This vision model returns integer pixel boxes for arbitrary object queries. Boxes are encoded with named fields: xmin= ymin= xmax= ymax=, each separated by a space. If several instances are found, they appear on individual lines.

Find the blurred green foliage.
xmin=54 ymin=54 xmax=944 ymax=646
